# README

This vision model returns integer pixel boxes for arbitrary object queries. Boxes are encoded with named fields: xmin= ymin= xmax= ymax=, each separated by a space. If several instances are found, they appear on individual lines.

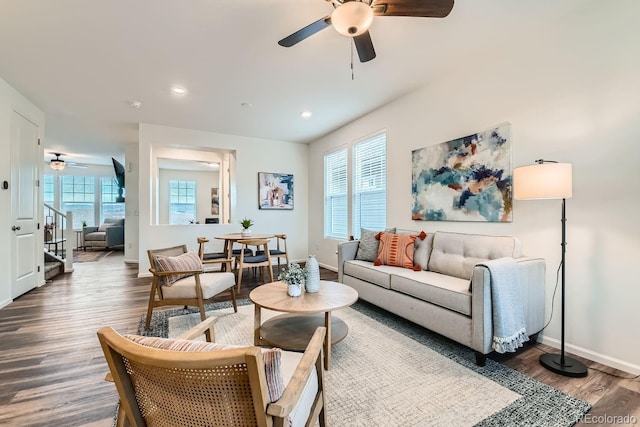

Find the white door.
xmin=11 ymin=111 xmax=40 ymax=298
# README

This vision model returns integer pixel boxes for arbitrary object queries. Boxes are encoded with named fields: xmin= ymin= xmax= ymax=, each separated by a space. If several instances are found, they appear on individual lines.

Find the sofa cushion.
xmin=162 ymin=272 xmax=236 ymax=299
xmin=84 ymin=231 xmax=106 ymax=241
xmin=390 ymin=270 xmax=472 ymax=316
xmin=98 ymin=223 xmax=112 ymax=232
xmin=374 ymin=232 xmax=417 ymax=270
xmin=154 ymin=252 xmax=203 ymax=286
xmin=343 ymin=260 xmax=395 ymax=289
xmin=428 ymin=232 xmax=522 ymax=280
xmin=355 ymin=227 xmax=396 ymax=262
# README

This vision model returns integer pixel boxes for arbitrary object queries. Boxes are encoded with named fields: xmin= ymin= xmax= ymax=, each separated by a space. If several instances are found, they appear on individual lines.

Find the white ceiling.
xmin=0 ymin=0 xmax=587 ymax=165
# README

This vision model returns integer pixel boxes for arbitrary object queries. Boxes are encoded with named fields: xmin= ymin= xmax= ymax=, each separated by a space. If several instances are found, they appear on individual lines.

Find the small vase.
xmin=287 ymin=283 xmax=302 ymax=297
xmin=305 ymin=255 xmax=320 ymax=293
xmin=241 ymin=228 xmax=251 ymax=237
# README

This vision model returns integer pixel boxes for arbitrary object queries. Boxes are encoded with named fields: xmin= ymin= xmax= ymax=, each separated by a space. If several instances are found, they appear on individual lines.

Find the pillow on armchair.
xmin=98 ymin=223 xmax=112 ymax=232
xmin=154 ymin=252 xmax=203 ymax=286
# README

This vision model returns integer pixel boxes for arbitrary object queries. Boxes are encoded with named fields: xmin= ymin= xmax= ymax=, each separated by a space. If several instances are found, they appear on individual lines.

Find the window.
xmin=43 ymin=174 xmax=55 ymax=205
xmin=323 ymin=131 xmax=387 ymax=240
xmin=324 ymin=148 xmax=348 ymax=240
xmin=352 ymin=132 xmax=386 ymax=239
xmin=61 ymin=176 xmax=95 ymax=229
xmin=169 ymin=180 xmax=196 ymax=224
xmin=101 ymin=177 xmax=125 ymax=223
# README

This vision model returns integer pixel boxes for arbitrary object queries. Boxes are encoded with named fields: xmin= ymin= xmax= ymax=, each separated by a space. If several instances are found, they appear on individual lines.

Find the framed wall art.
xmin=411 ymin=123 xmax=512 ymax=222
xmin=259 ymin=172 xmax=294 ymax=210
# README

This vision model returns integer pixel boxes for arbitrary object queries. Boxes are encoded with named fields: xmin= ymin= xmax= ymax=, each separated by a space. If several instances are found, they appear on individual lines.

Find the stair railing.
xmin=44 ymin=203 xmax=74 ymax=273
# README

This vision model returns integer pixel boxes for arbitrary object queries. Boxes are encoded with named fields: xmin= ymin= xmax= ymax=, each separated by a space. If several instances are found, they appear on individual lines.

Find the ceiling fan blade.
xmin=372 ymin=0 xmax=454 ymax=18
xmin=278 ymin=16 xmax=332 ymax=47
xmin=353 ymin=31 xmax=376 ymax=63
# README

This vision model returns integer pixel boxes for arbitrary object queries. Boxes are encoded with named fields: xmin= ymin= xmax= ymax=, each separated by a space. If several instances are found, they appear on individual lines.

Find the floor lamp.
xmin=513 ymin=159 xmax=588 ymax=378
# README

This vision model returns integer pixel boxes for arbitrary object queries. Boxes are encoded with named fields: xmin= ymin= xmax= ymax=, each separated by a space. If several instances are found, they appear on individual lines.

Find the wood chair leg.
xmin=237 ymin=269 xmax=243 ymax=292
xmin=230 ymin=286 xmax=238 ymax=312
xmin=144 ymin=299 xmax=155 ymax=330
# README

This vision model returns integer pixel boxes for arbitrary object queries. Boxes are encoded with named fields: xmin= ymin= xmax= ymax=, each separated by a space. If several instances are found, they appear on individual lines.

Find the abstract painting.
xmin=411 ymin=124 xmax=512 ymax=222
xmin=259 ymin=172 xmax=294 ymax=210
xmin=211 ymin=188 xmax=219 ymax=215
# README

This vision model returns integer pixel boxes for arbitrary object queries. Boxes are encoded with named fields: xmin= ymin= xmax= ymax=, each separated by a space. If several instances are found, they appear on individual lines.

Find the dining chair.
xmin=256 ymin=233 xmax=289 ymax=271
xmin=98 ymin=316 xmax=327 ymax=427
xmin=235 ymin=238 xmax=274 ymax=292
xmin=145 ymin=245 xmax=237 ymax=340
xmin=196 ymin=237 xmax=232 ymax=272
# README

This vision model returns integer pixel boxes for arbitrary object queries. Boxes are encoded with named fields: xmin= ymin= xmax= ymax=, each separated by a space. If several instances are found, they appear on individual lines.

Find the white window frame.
xmin=352 ymin=131 xmax=387 ymax=239
xmin=169 ymin=180 xmax=197 ymax=225
xmin=324 ymin=147 xmax=348 ymax=240
xmin=323 ymin=130 xmax=387 ymax=240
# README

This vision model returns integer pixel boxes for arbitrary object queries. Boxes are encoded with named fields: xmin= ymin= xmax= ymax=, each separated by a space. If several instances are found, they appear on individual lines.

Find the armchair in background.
xmin=83 ymin=218 xmax=124 ymax=250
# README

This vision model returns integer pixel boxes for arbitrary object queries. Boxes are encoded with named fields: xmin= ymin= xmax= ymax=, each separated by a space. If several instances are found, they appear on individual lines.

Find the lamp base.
xmin=540 ymin=353 xmax=588 ymax=377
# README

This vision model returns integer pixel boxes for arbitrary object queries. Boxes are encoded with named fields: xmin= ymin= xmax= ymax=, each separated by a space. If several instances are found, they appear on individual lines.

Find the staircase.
xmin=44 ymin=204 xmax=74 ymax=279
xmin=44 ymin=251 xmax=65 ymax=280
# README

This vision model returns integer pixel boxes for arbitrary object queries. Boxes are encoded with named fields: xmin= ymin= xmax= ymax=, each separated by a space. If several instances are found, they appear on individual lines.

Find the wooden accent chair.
xmin=235 ymin=238 xmax=274 ymax=292
xmin=196 ymin=237 xmax=231 ymax=271
xmin=256 ymin=234 xmax=289 ymax=271
xmin=145 ymin=245 xmax=237 ymax=340
xmin=98 ymin=316 xmax=327 ymax=427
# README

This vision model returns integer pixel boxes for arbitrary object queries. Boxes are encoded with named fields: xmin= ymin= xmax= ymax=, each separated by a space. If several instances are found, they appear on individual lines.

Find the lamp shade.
xmin=331 ymin=1 xmax=374 ymax=37
xmin=514 ymin=162 xmax=572 ymax=200
xmin=50 ymin=159 xmax=66 ymax=170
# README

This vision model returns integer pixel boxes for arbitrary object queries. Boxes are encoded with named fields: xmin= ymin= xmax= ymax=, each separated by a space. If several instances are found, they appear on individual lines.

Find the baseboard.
xmin=0 ymin=297 xmax=12 ymax=309
xmin=539 ymin=336 xmax=640 ymax=376
xmin=138 ymin=271 xmax=152 ymax=279
xmin=124 ymin=258 xmax=139 ymax=265
xmin=319 ymin=262 xmax=337 ymax=272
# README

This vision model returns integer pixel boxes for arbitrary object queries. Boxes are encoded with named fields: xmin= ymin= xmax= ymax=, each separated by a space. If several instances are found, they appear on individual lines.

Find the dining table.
xmin=214 ymin=232 xmax=275 ymax=258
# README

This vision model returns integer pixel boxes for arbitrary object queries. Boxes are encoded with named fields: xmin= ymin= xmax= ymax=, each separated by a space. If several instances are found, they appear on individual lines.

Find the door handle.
xmin=11 ymin=226 xmax=21 ymax=231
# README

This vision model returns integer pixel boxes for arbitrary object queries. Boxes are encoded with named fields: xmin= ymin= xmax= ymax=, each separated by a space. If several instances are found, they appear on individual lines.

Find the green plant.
xmin=81 ymin=220 xmax=87 ymax=227
xmin=277 ymin=262 xmax=307 ymax=286
xmin=240 ymin=217 xmax=254 ymax=229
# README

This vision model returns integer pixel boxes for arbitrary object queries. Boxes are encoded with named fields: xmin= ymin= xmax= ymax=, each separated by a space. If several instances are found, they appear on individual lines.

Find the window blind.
xmin=352 ymin=132 xmax=386 ymax=239
xmin=324 ymin=148 xmax=348 ymax=239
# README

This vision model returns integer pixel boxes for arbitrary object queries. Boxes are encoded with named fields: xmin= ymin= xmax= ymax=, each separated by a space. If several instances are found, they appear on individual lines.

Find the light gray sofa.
xmin=338 ymin=231 xmax=546 ymax=366
xmin=83 ymin=218 xmax=125 ymax=250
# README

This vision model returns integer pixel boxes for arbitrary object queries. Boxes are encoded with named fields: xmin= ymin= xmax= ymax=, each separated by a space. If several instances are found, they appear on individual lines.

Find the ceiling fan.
xmin=49 ymin=153 xmax=88 ymax=171
xmin=278 ymin=0 xmax=454 ymax=63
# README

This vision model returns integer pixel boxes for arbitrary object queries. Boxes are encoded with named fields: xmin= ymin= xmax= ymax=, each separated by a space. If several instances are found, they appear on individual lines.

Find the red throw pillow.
xmin=374 ymin=232 xmax=419 ymax=270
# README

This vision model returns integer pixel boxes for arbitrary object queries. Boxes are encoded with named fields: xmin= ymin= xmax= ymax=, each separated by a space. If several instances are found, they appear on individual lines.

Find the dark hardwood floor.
xmin=0 ymin=252 xmax=638 ymax=426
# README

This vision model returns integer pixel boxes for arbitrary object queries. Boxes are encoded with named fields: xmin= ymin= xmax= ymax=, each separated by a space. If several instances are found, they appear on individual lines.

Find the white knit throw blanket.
xmin=478 ymin=257 xmax=528 ymax=353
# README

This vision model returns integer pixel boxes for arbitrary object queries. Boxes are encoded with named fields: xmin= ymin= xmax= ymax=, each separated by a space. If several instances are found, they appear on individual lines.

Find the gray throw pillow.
xmin=413 ymin=231 xmax=433 ymax=271
xmin=355 ymin=227 xmax=396 ymax=262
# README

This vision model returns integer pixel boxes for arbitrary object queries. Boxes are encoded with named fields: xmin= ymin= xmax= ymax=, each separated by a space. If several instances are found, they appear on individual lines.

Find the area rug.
xmin=131 ymin=300 xmax=590 ymax=426
xmin=73 ymin=249 xmax=112 ymax=263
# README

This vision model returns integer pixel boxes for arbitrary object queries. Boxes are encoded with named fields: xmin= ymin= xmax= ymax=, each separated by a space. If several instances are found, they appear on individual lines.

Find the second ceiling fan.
xmin=278 ymin=0 xmax=454 ymax=63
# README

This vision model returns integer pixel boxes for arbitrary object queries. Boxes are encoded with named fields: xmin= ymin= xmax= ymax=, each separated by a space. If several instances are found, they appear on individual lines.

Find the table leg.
xmin=254 ymin=303 xmax=262 ymax=346
xmin=324 ymin=311 xmax=331 ymax=370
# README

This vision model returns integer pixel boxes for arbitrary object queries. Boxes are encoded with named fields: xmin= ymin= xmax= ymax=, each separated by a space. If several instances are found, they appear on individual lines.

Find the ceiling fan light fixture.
xmin=331 ymin=1 xmax=374 ymax=37
xmin=50 ymin=159 xmax=66 ymax=170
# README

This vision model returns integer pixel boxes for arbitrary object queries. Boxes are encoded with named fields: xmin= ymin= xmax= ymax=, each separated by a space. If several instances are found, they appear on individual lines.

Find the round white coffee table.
xmin=249 ymin=280 xmax=358 ymax=369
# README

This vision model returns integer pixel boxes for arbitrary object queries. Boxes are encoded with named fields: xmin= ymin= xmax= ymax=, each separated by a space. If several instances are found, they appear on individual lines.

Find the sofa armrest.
xmin=105 ymin=225 xmax=124 ymax=247
xmin=470 ymin=256 xmax=545 ymax=354
xmin=337 ymin=240 xmax=359 ymax=283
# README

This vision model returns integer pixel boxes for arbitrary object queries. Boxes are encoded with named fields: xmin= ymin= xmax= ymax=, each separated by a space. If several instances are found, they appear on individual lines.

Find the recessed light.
xmin=241 ymin=102 xmax=252 ymax=108
xmin=129 ymin=100 xmax=142 ymax=109
xmin=300 ymin=110 xmax=312 ymax=119
xmin=171 ymin=86 xmax=187 ymax=95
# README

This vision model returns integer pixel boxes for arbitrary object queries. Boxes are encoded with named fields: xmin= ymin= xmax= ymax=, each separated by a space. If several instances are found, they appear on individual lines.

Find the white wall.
xmin=124 ymin=142 xmax=139 ymax=263
xmin=309 ymin=2 xmax=640 ymax=373
xmin=0 ymin=76 xmax=45 ymax=308
xmin=137 ymin=123 xmax=309 ymax=272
